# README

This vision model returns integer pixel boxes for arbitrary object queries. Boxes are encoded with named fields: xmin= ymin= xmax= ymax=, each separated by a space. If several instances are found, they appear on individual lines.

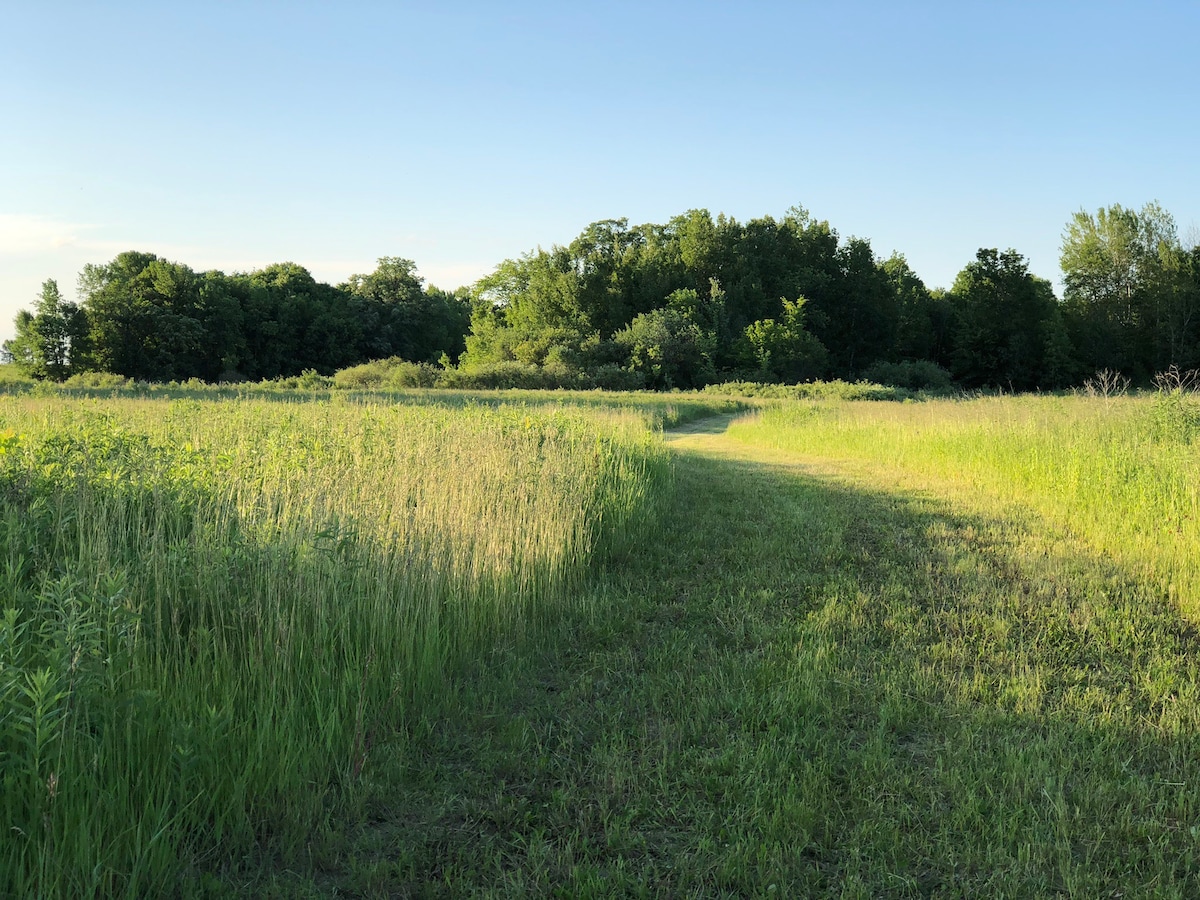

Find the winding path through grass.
xmin=263 ymin=415 xmax=1200 ymax=897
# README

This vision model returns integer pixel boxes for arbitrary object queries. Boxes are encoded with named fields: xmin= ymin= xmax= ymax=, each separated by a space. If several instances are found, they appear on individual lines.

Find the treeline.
xmin=458 ymin=203 xmax=1200 ymax=391
xmin=8 ymin=203 xmax=1200 ymax=390
xmin=4 ymin=253 xmax=469 ymax=382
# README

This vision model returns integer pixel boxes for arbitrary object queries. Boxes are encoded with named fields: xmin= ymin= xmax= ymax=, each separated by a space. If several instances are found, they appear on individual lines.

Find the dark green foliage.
xmin=14 ymin=201 xmax=1200 ymax=392
xmin=461 ymin=207 xmax=912 ymax=388
xmin=10 ymin=254 xmax=472 ymax=384
xmin=949 ymin=249 xmax=1069 ymax=390
xmin=342 ymin=258 xmax=471 ymax=366
xmin=818 ymin=237 xmax=899 ymax=374
xmin=740 ymin=297 xmax=829 ymax=383
xmin=77 ymin=252 xmax=214 ymax=381
xmin=452 ymin=201 xmax=1200 ymax=392
xmin=614 ymin=307 xmax=716 ymax=389
xmin=882 ymin=254 xmax=947 ymax=364
xmin=862 ymin=359 xmax=955 ymax=393
xmin=1060 ymin=202 xmax=1200 ymax=381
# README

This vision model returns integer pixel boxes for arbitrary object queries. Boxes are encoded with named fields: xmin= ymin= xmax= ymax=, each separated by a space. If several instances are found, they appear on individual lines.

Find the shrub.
xmin=297 ymin=369 xmax=333 ymax=390
xmin=61 ymin=371 xmax=133 ymax=389
xmin=703 ymin=379 xmax=909 ymax=401
xmin=587 ymin=365 xmax=646 ymax=391
xmin=441 ymin=361 xmax=565 ymax=390
xmin=1146 ymin=367 xmax=1200 ymax=443
xmin=0 ymin=364 xmax=35 ymax=385
xmin=334 ymin=358 xmax=441 ymax=389
xmin=862 ymin=360 xmax=955 ymax=393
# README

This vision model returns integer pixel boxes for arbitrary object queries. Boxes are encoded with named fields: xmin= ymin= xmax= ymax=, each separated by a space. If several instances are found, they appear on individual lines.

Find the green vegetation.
xmin=271 ymin=396 xmax=1200 ymax=896
xmin=0 ymin=393 xmax=689 ymax=896
xmin=729 ymin=393 xmax=1200 ymax=619
xmin=0 ymin=363 xmax=36 ymax=387
xmin=6 ymin=387 xmax=1200 ymax=895
xmin=4 ymin=256 xmax=470 ymax=384
xmin=8 ymin=201 xmax=1200 ymax=393
xmin=702 ymin=378 xmax=915 ymax=402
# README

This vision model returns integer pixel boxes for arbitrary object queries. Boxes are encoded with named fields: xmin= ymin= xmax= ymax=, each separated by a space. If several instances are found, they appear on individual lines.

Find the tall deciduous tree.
xmin=1060 ymin=201 xmax=1183 ymax=377
xmin=79 ymin=252 xmax=212 ymax=381
xmin=343 ymin=257 xmax=470 ymax=364
xmin=235 ymin=262 xmax=362 ymax=378
xmin=3 ymin=280 xmax=87 ymax=380
xmin=950 ymin=249 xmax=1068 ymax=390
xmin=882 ymin=254 xmax=939 ymax=362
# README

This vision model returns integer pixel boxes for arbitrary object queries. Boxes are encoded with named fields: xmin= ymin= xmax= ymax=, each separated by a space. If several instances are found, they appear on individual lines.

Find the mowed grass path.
xmin=268 ymin=415 xmax=1200 ymax=897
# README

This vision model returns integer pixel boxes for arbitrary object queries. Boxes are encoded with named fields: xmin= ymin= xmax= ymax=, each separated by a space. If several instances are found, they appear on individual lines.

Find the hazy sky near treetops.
xmin=2 ymin=1 xmax=1198 ymax=343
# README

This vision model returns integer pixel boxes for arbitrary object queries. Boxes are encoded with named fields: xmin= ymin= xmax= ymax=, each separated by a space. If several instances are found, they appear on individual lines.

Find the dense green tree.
xmin=882 ymin=254 xmax=938 ymax=361
xmin=234 ymin=263 xmax=363 ymax=378
xmin=30 ymin=202 xmax=1200 ymax=392
xmin=741 ymin=297 xmax=829 ymax=382
xmin=78 ymin=252 xmax=213 ymax=381
xmin=343 ymin=257 xmax=470 ymax=365
xmin=1061 ymin=203 xmax=1174 ymax=322
xmin=564 ymin=219 xmax=649 ymax=336
xmin=196 ymin=270 xmax=248 ymax=381
xmin=2 ymin=280 xmax=87 ymax=380
xmin=460 ymin=206 xmax=908 ymax=383
xmin=667 ymin=280 xmax=728 ymax=344
xmin=13 ymin=250 xmax=475 ymax=383
xmin=818 ymin=236 xmax=899 ymax=375
xmin=462 ymin=250 xmax=594 ymax=369
xmin=949 ymin=249 xmax=1066 ymax=390
xmin=1153 ymin=244 xmax=1200 ymax=371
xmin=1060 ymin=201 xmax=1188 ymax=377
xmin=613 ymin=307 xmax=716 ymax=389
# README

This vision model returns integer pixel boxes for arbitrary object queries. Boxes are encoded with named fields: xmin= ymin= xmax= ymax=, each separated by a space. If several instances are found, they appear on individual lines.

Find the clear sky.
xmin=3 ymin=1 xmax=1197 ymax=343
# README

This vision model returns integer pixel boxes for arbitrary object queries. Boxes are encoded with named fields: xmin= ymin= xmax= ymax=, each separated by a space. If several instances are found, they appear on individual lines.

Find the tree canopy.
xmin=1060 ymin=202 xmax=1199 ymax=378
xmin=7 ymin=202 xmax=1199 ymax=391
xmin=5 ymin=255 xmax=469 ymax=382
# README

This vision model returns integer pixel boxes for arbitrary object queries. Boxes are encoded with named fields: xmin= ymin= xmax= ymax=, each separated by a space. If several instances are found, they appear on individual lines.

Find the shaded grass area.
xmin=250 ymin=431 xmax=1200 ymax=897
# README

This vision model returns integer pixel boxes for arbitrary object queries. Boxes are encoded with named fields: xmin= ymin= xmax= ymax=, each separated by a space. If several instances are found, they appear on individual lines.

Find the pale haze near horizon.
xmin=2 ymin=1 xmax=1197 ymax=345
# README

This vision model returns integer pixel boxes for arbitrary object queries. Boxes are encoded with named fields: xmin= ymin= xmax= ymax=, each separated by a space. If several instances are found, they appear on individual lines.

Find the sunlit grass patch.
xmin=730 ymin=394 xmax=1200 ymax=619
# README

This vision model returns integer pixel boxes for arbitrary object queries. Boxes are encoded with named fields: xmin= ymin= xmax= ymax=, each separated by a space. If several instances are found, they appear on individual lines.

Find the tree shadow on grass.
xmin=280 ymin=445 xmax=1200 ymax=898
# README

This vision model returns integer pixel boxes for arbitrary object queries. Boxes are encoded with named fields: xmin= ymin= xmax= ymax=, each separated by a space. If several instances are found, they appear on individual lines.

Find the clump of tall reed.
xmin=0 ymin=396 xmax=670 ymax=896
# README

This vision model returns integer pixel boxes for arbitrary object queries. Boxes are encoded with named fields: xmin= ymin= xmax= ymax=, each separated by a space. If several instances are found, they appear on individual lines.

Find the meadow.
xmin=0 ymin=391 xmax=734 ymax=896
xmin=6 ymin=385 xmax=1200 ymax=896
xmin=729 ymin=391 xmax=1200 ymax=619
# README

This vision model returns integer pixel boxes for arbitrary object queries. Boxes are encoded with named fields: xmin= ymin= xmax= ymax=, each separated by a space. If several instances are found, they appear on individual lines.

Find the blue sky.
xmin=3 ymin=1 xmax=1197 ymax=342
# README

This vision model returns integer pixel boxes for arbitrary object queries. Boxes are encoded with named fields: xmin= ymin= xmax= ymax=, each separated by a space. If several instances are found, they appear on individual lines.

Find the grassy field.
xmin=729 ymin=393 xmax=1200 ymax=619
xmin=0 ymin=392 xmax=725 ymax=896
xmin=6 ymin=388 xmax=1200 ymax=896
